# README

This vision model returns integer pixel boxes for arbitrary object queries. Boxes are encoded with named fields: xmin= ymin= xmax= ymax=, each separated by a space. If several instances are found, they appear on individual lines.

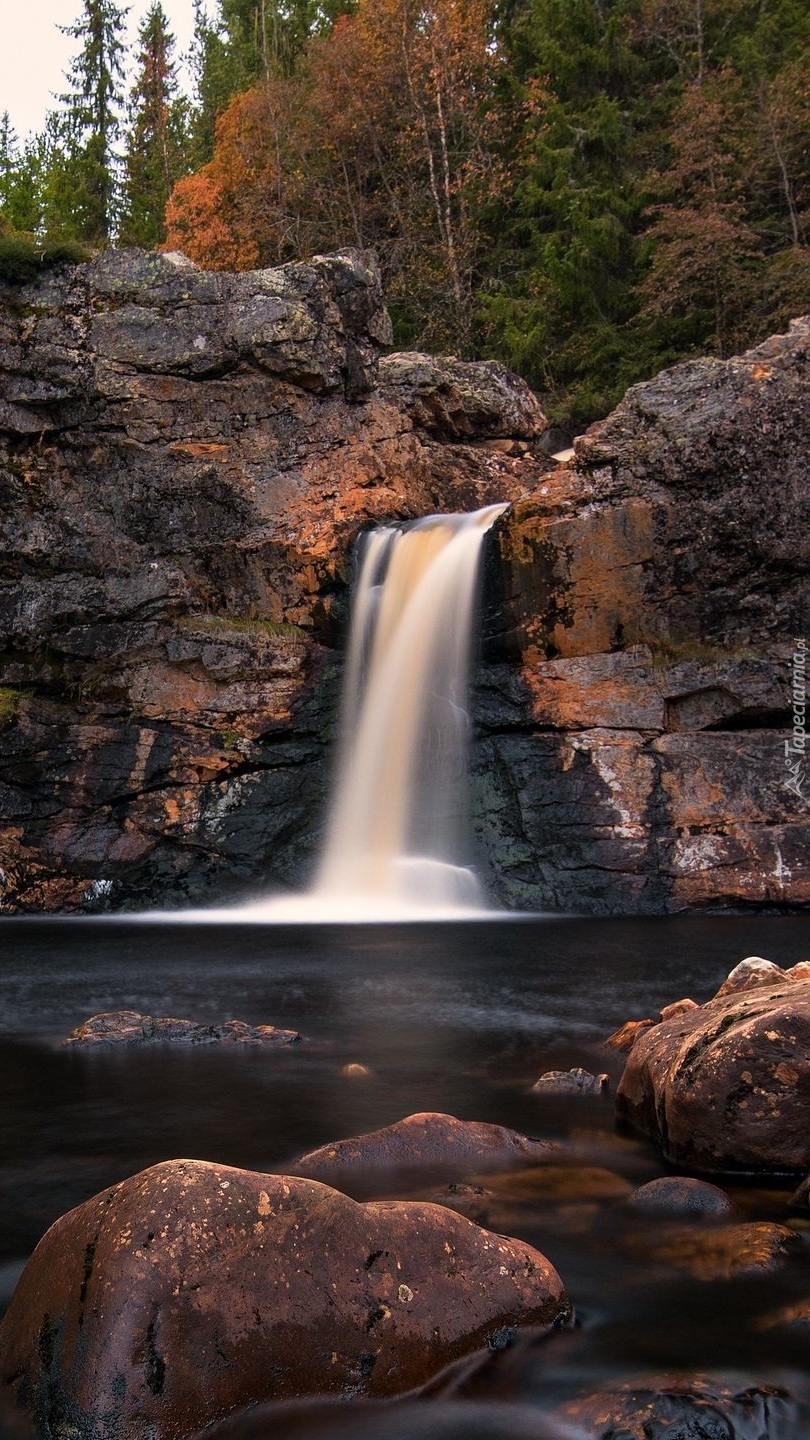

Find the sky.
xmin=0 ymin=0 xmax=204 ymax=141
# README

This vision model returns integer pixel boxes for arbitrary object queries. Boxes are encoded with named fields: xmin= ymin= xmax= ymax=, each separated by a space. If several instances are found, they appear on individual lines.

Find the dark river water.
xmin=1 ymin=914 xmax=810 ymax=1438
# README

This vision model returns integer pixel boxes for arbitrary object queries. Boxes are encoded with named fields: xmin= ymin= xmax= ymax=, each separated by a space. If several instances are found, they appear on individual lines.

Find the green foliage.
xmin=0 ymin=233 xmax=92 ymax=284
xmin=0 ymin=687 xmax=20 ymax=727
xmin=56 ymin=0 xmax=129 ymax=244
xmin=180 ymin=614 xmax=306 ymax=640
xmin=1 ymin=0 xmax=809 ymax=426
xmin=119 ymin=3 xmax=190 ymax=247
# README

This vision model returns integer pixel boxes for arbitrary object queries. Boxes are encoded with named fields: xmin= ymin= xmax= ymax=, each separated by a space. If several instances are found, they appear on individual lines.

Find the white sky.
xmin=0 ymin=0 xmax=206 ymax=141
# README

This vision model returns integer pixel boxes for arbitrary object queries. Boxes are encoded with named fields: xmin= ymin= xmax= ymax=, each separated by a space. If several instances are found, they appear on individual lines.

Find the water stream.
xmin=241 ymin=505 xmax=506 ymax=922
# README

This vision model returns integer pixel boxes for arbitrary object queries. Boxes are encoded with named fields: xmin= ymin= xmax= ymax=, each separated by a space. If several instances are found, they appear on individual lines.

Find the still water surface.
xmin=2 ymin=914 xmax=809 ymax=1435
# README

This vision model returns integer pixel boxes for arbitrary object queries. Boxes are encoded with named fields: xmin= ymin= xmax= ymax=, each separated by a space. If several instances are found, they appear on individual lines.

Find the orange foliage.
xmin=164 ymin=0 xmax=504 ymax=344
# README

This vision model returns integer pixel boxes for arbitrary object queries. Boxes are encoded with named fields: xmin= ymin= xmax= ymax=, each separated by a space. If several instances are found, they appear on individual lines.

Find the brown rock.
xmin=341 ymin=1063 xmax=372 ymax=1078
xmin=555 ymin=1375 xmax=810 ymax=1438
xmin=624 ymin=1176 xmax=733 ymax=1219
xmin=531 ymin=1068 xmax=609 ymax=1094
xmin=292 ymin=1113 xmax=559 ymax=1184
xmin=378 ymin=352 xmax=547 ymax=441
xmin=63 ymin=1009 xmax=302 ymax=1047
xmin=648 ymin=1221 xmax=798 ymax=1282
xmin=616 ymin=984 xmax=810 ymax=1171
xmin=604 ymin=1019 xmax=656 ymax=1052
xmin=787 ymin=961 xmax=810 ymax=981
xmin=714 ymin=956 xmax=787 ymax=998
xmin=660 ymin=998 xmax=699 ymax=1022
xmin=0 ymin=1160 xmax=571 ymax=1440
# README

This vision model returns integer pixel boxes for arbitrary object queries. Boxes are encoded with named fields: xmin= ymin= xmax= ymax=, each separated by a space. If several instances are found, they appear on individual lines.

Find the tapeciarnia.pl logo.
xmin=784 ymin=637 xmax=807 ymax=800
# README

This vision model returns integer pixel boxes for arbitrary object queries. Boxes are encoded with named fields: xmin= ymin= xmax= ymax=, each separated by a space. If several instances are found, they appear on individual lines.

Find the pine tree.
xmin=120 ymin=2 xmax=188 ymax=247
xmin=59 ymin=0 xmax=129 ymax=243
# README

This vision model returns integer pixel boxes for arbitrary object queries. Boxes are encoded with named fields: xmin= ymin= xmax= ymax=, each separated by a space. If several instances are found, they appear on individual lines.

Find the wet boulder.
xmin=0 ymin=1159 xmax=571 ymax=1440
xmin=292 ymin=1113 xmax=559 ymax=1189
xmin=616 ymin=980 xmax=810 ymax=1172
xmin=63 ymin=1009 xmax=302 ymax=1047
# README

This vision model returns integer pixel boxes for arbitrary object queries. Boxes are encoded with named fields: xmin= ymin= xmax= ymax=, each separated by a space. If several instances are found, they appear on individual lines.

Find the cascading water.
xmin=234 ymin=503 xmax=505 ymax=922
xmin=313 ymin=504 xmax=506 ymax=914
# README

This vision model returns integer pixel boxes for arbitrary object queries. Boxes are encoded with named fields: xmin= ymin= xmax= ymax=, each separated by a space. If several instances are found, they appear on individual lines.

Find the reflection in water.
xmin=2 ymin=918 xmax=810 ymax=1435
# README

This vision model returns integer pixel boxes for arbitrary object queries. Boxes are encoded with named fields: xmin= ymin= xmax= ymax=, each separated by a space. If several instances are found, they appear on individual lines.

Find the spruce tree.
xmin=120 ymin=2 xmax=188 ymax=246
xmin=59 ymin=0 xmax=128 ymax=244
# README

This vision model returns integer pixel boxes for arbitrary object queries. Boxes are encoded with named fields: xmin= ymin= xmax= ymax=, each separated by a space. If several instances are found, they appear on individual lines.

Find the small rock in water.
xmin=341 ymin=1063 xmax=372 ymax=1078
xmin=531 ymin=1068 xmax=609 ymax=1094
xmin=603 ymin=1019 xmax=656 ymax=1052
xmin=713 ymin=956 xmax=787 ymax=998
xmin=624 ymin=1176 xmax=733 ymax=1218
xmin=292 ymin=1113 xmax=559 ymax=1183
xmin=0 ymin=1160 xmax=571 ymax=1439
xmin=63 ymin=1009 xmax=302 ymax=1047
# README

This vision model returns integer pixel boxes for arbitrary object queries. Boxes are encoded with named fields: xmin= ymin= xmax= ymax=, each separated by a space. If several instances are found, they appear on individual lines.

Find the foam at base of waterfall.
xmin=239 ymin=858 xmax=489 ymax=922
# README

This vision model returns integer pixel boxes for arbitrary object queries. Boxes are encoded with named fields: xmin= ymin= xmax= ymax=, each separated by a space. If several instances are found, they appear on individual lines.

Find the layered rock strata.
xmin=0 ymin=247 xmax=807 ymax=912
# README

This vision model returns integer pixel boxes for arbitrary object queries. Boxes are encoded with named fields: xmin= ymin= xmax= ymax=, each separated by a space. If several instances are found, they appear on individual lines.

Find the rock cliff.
xmin=0 ymin=247 xmax=806 ymax=913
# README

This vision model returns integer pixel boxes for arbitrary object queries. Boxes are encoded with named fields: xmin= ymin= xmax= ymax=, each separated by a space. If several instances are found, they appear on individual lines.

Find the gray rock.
xmin=531 ymin=1068 xmax=609 ymax=1094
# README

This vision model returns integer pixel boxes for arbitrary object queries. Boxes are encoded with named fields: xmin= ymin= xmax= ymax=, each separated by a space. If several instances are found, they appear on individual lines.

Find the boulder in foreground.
xmin=0 ymin=1159 xmax=570 ymax=1440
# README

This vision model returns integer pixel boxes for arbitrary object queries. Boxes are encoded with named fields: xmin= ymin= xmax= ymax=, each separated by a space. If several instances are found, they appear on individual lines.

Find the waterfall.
xmin=238 ymin=503 xmax=504 ymax=921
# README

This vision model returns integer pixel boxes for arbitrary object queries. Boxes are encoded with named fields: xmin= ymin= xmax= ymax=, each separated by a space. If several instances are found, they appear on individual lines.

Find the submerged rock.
xmin=0 ymin=1159 xmax=571 ymax=1440
xmin=624 ymin=1176 xmax=733 ymax=1219
xmin=555 ymin=1374 xmax=810 ymax=1438
xmin=644 ymin=1222 xmax=798 ymax=1282
xmin=616 ymin=978 xmax=810 ymax=1172
xmin=531 ymin=1067 xmax=609 ymax=1094
xmin=292 ymin=1113 xmax=559 ymax=1185
xmin=62 ymin=1009 xmax=302 ymax=1046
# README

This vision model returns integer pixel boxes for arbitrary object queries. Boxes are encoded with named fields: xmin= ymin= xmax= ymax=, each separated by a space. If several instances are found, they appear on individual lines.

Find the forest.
xmin=1 ymin=0 xmax=809 ymax=426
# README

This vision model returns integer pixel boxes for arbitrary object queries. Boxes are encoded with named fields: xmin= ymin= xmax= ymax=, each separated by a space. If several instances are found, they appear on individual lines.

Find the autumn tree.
xmin=120 ymin=2 xmax=188 ymax=247
xmin=638 ymin=73 xmax=762 ymax=355
xmin=168 ymin=0 xmax=503 ymax=350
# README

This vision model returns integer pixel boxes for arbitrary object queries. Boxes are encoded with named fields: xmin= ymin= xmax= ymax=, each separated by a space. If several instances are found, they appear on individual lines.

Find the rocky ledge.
xmin=0 ymin=246 xmax=807 ymax=913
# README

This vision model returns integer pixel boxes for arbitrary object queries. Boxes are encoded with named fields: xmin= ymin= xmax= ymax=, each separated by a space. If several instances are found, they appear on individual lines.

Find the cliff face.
xmin=0 ymin=248 xmax=806 ymax=913
xmin=477 ymin=321 xmax=810 ymax=912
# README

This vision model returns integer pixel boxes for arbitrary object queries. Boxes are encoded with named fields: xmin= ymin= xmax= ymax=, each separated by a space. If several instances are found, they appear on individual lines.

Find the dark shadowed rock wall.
xmin=0 ymin=248 xmax=807 ymax=913
xmin=475 ymin=321 xmax=810 ymax=912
